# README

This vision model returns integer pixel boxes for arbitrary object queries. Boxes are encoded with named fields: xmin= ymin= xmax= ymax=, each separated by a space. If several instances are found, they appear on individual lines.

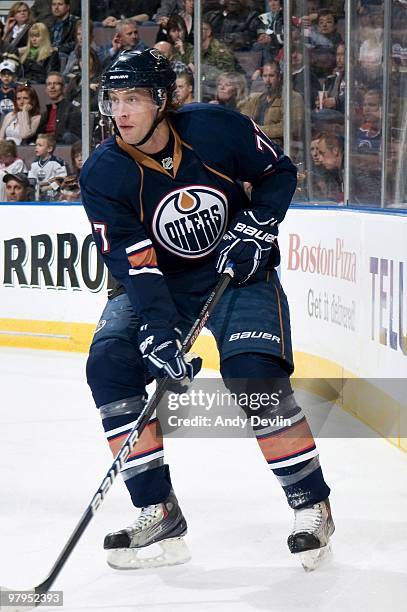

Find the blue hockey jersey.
xmin=80 ymin=103 xmax=297 ymax=328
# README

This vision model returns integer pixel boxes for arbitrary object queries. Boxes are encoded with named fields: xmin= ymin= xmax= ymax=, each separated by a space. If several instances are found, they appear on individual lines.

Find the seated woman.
xmin=167 ymin=15 xmax=194 ymax=69
xmin=19 ymin=22 xmax=60 ymax=84
xmin=2 ymin=2 xmax=33 ymax=52
xmin=0 ymin=84 xmax=41 ymax=145
xmin=209 ymin=71 xmax=248 ymax=110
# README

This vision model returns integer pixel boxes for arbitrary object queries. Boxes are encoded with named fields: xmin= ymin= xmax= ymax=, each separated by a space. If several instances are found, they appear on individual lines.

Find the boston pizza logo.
xmin=152 ymin=186 xmax=227 ymax=258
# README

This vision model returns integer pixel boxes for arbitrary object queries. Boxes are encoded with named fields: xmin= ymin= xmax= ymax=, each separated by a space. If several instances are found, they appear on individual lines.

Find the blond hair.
xmin=20 ymin=22 xmax=53 ymax=63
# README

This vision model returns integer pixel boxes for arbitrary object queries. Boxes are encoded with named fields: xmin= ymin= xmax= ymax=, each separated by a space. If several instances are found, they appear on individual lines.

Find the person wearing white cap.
xmin=0 ymin=60 xmax=18 ymax=122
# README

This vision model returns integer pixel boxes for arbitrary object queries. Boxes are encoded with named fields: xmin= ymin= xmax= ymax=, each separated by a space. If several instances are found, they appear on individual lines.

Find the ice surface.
xmin=1 ymin=348 xmax=407 ymax=612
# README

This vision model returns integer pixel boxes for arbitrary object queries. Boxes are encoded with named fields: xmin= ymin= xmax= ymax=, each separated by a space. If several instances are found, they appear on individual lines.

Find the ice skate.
xmin=104 ymin=490 xmax=190 ymax=569
xmin=287 ymin=498 xmax=335 ymax=572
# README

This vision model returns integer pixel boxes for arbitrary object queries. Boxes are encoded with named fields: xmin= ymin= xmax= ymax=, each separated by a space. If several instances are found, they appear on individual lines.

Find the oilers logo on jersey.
xmin=152 ymin=186 xmax=228 ymax=258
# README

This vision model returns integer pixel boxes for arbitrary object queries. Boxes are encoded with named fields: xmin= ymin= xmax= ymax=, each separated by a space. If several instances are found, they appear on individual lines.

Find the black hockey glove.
xmin=138 ymin=324 xmax=202 ymax=389
xmin=215 ymin=210 xmax=278 ymax=285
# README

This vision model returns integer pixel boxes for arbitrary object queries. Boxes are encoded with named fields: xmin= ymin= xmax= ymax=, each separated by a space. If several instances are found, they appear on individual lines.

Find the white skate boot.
xmin=104 ymin=490 xmax=191 ymax=569
xmin=287 ymin=498 xmax=335 ymax=571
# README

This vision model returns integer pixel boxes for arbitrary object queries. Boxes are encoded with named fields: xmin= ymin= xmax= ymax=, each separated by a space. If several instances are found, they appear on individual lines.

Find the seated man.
xmin=238 ymin=62 xmax=303 ymax=147
xmin=35 ymin=71 xmax=81 ymax=144
xmin=99 ymin=19 xmax=147 ymax=67
xmin=47 ymin=0 xmax=79 ymax=58
xmin=3 ymin=172 xmax=32 ymax=201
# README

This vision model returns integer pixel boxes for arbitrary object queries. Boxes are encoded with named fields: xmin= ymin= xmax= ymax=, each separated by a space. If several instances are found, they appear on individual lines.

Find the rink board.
xmin=0 ymin=202 xmax=406 ymax=449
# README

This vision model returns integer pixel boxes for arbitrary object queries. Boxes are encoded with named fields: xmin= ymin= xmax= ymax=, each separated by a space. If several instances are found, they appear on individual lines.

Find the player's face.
xmin=6 ymin=180 xmax=26 ymax=202
xmin=35 ymin=138 xmax=51 ymax=158
xmin=110 ymin=89 xmax=160 ymax=145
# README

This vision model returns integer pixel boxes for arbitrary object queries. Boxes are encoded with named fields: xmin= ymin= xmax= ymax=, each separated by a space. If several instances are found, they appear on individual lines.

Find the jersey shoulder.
xmin=80 ymin=136 xmax=140 ymax=196
xmin=172 ymin=102 xmax=253 ymax=136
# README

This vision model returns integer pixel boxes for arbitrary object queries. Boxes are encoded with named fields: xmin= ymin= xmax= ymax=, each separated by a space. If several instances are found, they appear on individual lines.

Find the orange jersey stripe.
xmin=128 ymin=247 xmax=157 ymax=269
xmin=256 ymin=419 xmax=315 ymax=463
xmin=108 ymin=421 xmax=163 ymax=458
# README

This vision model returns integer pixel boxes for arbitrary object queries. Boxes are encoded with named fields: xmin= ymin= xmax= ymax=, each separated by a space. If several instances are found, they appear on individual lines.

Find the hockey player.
xmin=80 ymin=48 xmax=334 ymax=572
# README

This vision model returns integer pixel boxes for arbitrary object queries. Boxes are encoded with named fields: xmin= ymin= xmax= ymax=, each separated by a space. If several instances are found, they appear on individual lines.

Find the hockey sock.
xmin=100 ymin=395 xmax=172 ymax=507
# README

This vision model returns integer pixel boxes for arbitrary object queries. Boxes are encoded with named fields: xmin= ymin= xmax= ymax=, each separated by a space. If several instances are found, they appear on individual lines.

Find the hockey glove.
xmin=215 ymin=210 xmax=278 ymax=285
xmin=138 ymin=324 xmax=202 ymax=389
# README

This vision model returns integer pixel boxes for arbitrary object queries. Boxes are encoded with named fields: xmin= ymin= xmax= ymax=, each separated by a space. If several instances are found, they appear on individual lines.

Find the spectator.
xmin=48 ymin=0 xmax=79 ymax=59
xmin=155 ymin=0 xmax=184 ymax=26
xmin=356 ymin=88 xmax=382 ymax=153
xmin=65 ymin=47 xmax=101 ymax=112
xmin=291 ymin=42 xmax=321 ymax=108
xmin=357 ymin=25 xmax=383 ymax=89
xmin=167 ymin=15 xmax=194 ymax=67
xmin=63 ymin=19 xmax=100 ymax=81
xmin=319 ymin=42 xmax=345 ymax=114
xmin=306 ymin=8 xmax=343 ymax=78
xmin=58 ymin=174 xmax=80 ymax=201
xmin=153 ymin=41 xmax=189 ymax=74
xmin=2 ymin=2 xmax=33 ymax=52
xmin=253 ymin=0 xmax=284 ymax=65
xmin=0 ymin=84 xmax=41 ymax=145
xmin=2 ymin=172 xmax=31 ymax=201
xmin=205 ymin=0 xmax=260 ymax=51
xmin=31 ymin=0 xmax=79 ymax=22
xmin=0 ymin=139 xmax=28 ymax=200
xmin=70 ymin=139 xmax=82 ymax=176
xmin=18 ymin=22 xmax=60 ymax=84
xmin=36 ymin=71 xmax=81 ymax=143
xmin=28 ymin=132 xmax=67 ymax=199
xmin=315 ymin=132 xmax=344 ymax=203
xmin=310 ymin=134 xmax=322 ymax=167
xmin=201 ymin=20 xmax=238 ymax=72
xmin=175 ymin=71 xmax=194 ymax=105
xmin=200 ymin=20 xmax=243 ymax=101
xmin=238 ymin=62 xmax=303 ymax=147
xmin=209 ymin=71 xmax=247 ymax=110
xmin=0 ymin=60 xmax=18 ymax=121
xmin=101 ymin=1 xmax=160 ymax=27
xmin=100 ymin=19 xmax=147 ymax=67
xmin=180 ymin=0 xmax=194 ymax=44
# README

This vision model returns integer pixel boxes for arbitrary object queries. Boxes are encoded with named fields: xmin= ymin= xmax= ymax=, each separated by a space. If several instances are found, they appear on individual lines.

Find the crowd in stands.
xmin=0 ymin=0 xmax=406 ymax=205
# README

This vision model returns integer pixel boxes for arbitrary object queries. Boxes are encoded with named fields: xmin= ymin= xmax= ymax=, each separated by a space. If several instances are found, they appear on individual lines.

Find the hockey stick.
xmin=0 ymin=265 xmax=233 ymax=612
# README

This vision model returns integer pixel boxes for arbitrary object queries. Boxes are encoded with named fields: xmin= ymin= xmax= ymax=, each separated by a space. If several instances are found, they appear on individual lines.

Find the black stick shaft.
xmin=34 ymin=268 xmax=233 ymax=598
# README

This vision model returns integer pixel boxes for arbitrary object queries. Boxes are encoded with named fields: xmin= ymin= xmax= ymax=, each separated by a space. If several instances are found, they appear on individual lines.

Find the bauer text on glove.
xmin=215 ymin=210 xmax=278 ymax=284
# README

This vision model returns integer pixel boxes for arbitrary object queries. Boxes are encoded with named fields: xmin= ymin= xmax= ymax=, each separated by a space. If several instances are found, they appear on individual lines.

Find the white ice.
xmin=1 ymin=348 xmax=407 ymax=612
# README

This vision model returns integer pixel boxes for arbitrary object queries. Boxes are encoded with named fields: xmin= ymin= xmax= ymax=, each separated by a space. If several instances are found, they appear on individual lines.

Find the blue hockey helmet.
xmin=99 ymin=48 xmax=176 ymax=115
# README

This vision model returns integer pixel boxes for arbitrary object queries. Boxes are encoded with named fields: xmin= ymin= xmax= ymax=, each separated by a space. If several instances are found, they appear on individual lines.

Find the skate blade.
xmin=106 ymin=537 xmax=191 ymax=570
xmin=298 ymin=542 xmax=332 ymax=572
